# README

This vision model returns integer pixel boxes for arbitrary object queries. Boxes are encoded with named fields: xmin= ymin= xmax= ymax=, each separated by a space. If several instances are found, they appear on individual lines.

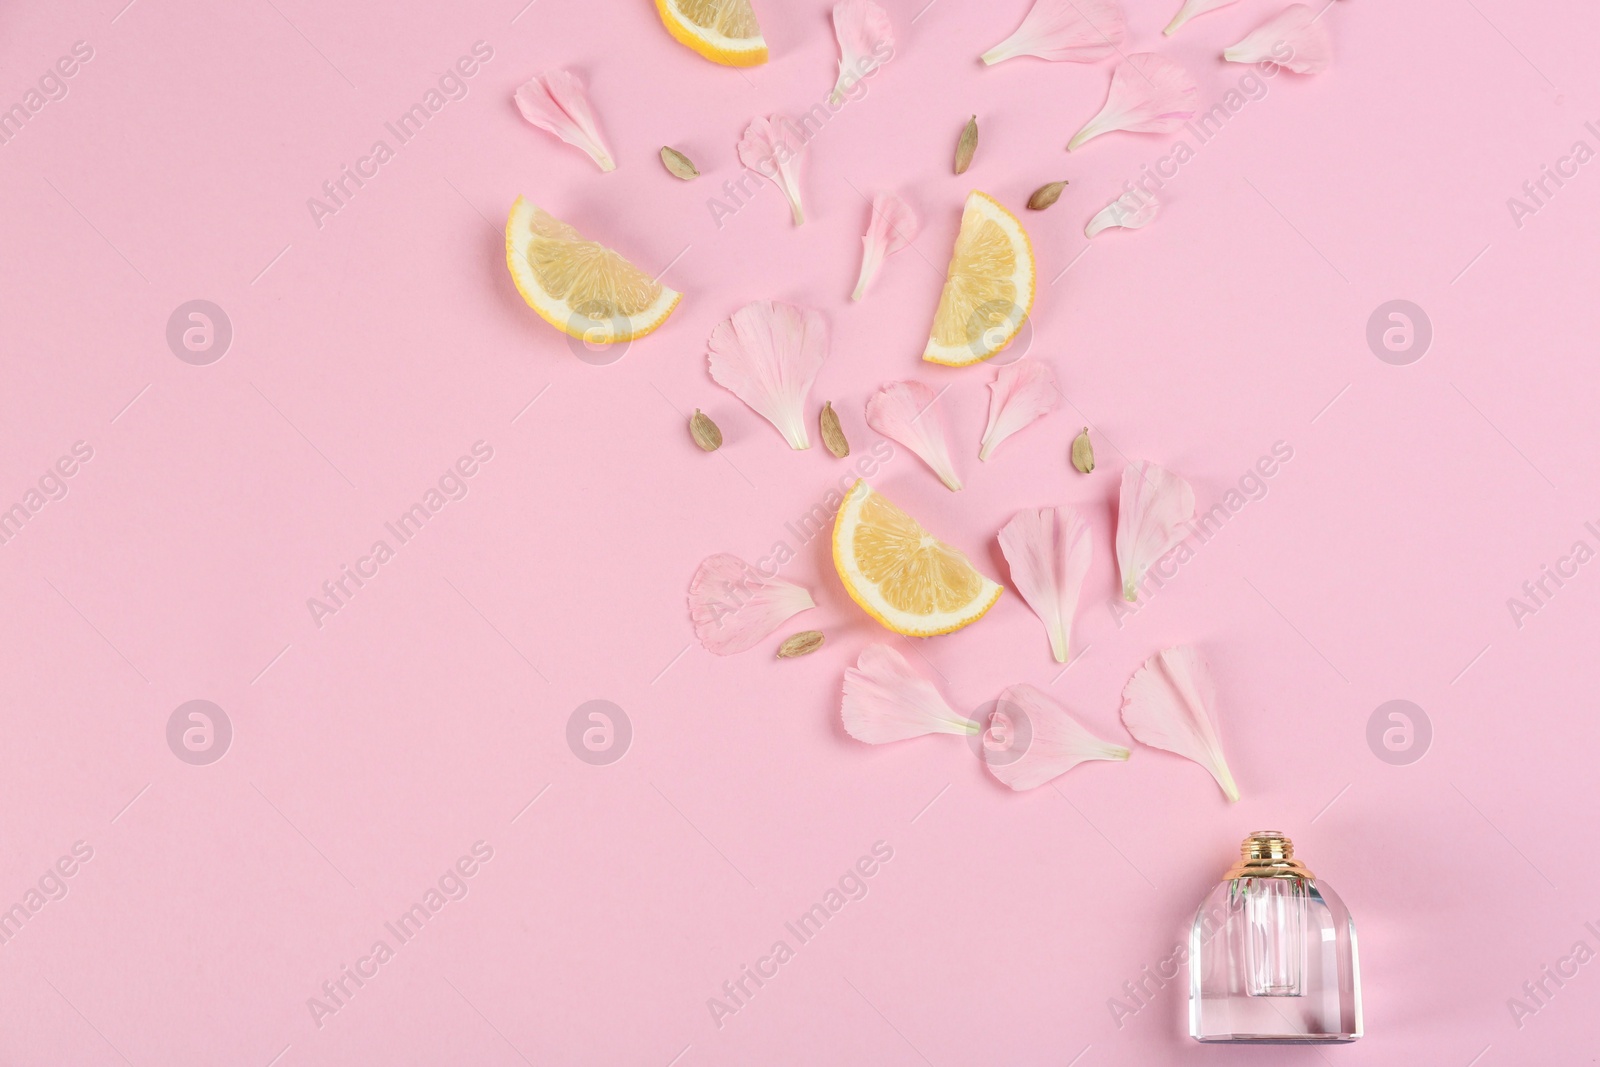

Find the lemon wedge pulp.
xmin=923 ymin=191 xmax=1036 ymax=367
xmin=833 ymin=480 xmax=1002 ymax=636
xmin=505 ymin=197 xmax=681 ymax=345
xmin=655 ymin=0 xmax=768 ymax=67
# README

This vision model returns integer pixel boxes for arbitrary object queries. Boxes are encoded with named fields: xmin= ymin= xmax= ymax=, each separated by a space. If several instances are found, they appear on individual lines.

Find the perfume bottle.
xmin=1188 ymin=831 xmax=1361 ymax=1043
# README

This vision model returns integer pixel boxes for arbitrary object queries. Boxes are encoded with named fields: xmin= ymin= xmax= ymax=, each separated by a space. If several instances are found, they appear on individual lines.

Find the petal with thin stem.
xmin=513 ymin=69 xmax=616 ymax=172
xmin=832 ymin=0 xmax=895 ymax=103
xmin=983 ymin=683 xmax=1130 ymax=790
xmin=1115 ymin=460 xmax=1195 ymax=601
xmin=707 ymin=301 xmax=828 ymax=449
xmin=866 ymin=380 xmax=963 ymax=490
xmin=979 ymin=359 xmax=1061 ymax=461
xmin=737 ymin=115 xmax=808 ymax=225
xmin=1120 ymin=646 xmax=1239 ymax=801
xmin=853 ymin=192 xmax=919 ymax=301
xmin=997 ymin=506 xmax=1091 ymax=663
xmin=688 ymin=554 xmax=815 ymax=654
xmin=1223 ymin=4 xmax=1332 ymax=74
xmin=981 ymin=0 xmax=1126 ymax=65
xmin=1067 ymin=53 xmax=1197 ymax=151
xmin=842 ymin=644 xmax=979 ymax=743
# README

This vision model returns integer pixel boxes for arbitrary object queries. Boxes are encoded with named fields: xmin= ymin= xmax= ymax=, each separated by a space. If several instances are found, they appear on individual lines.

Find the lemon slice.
xmin=505 ymin=196 xmax=681 ymax=345
xmin=923 ymin=191 xmax=1036 ymax=367
xmin=833 ymin=480 xmax=1003 ymax=636
xmin=655 ymin=0 xmax=768 ymax=67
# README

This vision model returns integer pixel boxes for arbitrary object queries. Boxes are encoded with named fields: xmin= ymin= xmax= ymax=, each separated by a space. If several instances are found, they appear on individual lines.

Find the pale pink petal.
xmin=983 ymin=683 xmax=1129 ymax=790
xmin=832 ymin=0 xmax=895 ymax=104
xmin=688 ymin=553 xmax=815 ymax=655
xmin=853 ymin=192 xmax=920 ymax=301
xmin=707 ymin=300 xmax=828 ymax=450
xmin=736 ymin=115 xmax=807 ymax=225
xmin=842 ymin=644 xmax=979 ymax=743
xmin=513 ymin=70 xmax=615 ymax=172
xmin=1115 ymin=460 xmax=1195 ymax=601
xmin=865 ymin=380 xmax=963 ymax=491
xmin=997 ymin=507 xmax=1091 ymax=663
xmin=1223 ymin=5 xmax=1332 ymax=74
xmin=1120 ymin=646 xmax=1239 ymax=801
xmin=1067 ymin=53 xmax=1197 ymax=151
xmin=981 ymin=0 xmax=1126 ymax=65
xmin=1085 ymin=190 xmax=1159 ymax=237
xmin=979 ymin=359 xmax=1061 ymax=461
xmin=1163 ymin=0 xmax=1239 ymax=36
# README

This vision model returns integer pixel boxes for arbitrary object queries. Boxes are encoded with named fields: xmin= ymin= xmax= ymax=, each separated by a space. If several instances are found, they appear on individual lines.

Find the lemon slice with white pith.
xmin=833 ymin=480 xmax=1002 ymax=636
xmin=655 ymin=0 xmax=768 ymax=67
xmin=923 ymin=191 xmax=1036 ymax=367
xmin=505 ymin=197 xmax=681 ymax=345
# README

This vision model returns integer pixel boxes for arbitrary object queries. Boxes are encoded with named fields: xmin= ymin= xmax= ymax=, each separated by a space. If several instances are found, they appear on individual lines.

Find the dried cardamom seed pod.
xmin=1027 ymin=180 xmax=1069 ymax=211
xmin=690 ymin=409 xmax=722 ymax=451
xmin=660 ymin=146 xmax=700 ymax=180
xmin=1071 ymin=427 xmax=1095 ymax=473
xmin=954 ymin=115 xmax=978 ymax=175
xmin=819 ymin=401 xmax=849 ymax=458
xmin=777 ymin=630 xmax=825 ymax=658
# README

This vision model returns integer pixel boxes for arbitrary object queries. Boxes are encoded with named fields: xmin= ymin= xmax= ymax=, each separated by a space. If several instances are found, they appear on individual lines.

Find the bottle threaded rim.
xmin=1225 ymin=831 xmax=1313 ymax=880
xmin=1242 ymin=831 xmax=1293 ymax=861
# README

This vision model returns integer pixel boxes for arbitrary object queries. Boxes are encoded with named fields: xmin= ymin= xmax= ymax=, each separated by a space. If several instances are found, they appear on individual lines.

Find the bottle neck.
xmin=1223 ymin=831 xmax=1315 ymax=880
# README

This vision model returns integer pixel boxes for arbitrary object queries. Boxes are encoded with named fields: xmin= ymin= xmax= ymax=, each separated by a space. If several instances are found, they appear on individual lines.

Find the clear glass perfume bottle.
xmin=1189 ymin=831 xmax=1361 ymax=1043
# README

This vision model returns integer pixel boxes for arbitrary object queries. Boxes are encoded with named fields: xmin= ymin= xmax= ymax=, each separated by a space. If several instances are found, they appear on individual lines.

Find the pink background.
xmin=2 ymin=0 xmax=1598 ymax=1063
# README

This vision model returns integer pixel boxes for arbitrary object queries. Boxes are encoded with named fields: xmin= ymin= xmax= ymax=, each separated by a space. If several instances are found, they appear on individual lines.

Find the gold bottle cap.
xmin=1223 ymin=830 xmax=1314 ymax=880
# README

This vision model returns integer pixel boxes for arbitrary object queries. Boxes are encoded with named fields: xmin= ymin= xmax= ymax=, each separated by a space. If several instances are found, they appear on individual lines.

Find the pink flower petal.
xmin=1067 ymin=53 xmax=1197 ymax=151
xmin=983 ymin=683 xmax=1130 ymax=790
xmin=997 ymin=507 xmax=1091 ymax=663
xmin=688 ymin=554 xmax=815 ymax=655
xmin=1085 ymin=190 xmax=1159 ymax=237
xmin=1120 ymin=646 xmax=1239 ymax=801
xmin=707 ymin=300 xmax=828 ymax=450
xmin=981 ymin=0 xmax=1126 ymax=65
xmin=865 ymin=380 xmax=962 ymax=491
xmin=737 ymin=115 xmax=807 ymax=225
xmin=1163 ymin=0 xmax=1239 ymax=36
xmin=979 ymin=359 xmax=1061 ymax=461
xmin=842 ymin=644 xmax=979 ymax=743
xmin=1115 ymin=460 xmax=1195 ymax=601
xmin=832 ymin=0 xmax=895 ymax=104
xmin=1224 ymin=4 xmax=1333 ymax=74
xmin=853 ymin=192 xmax=920 ymax=301
xmin=513 ymin=70 xmax=615 ymax=172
